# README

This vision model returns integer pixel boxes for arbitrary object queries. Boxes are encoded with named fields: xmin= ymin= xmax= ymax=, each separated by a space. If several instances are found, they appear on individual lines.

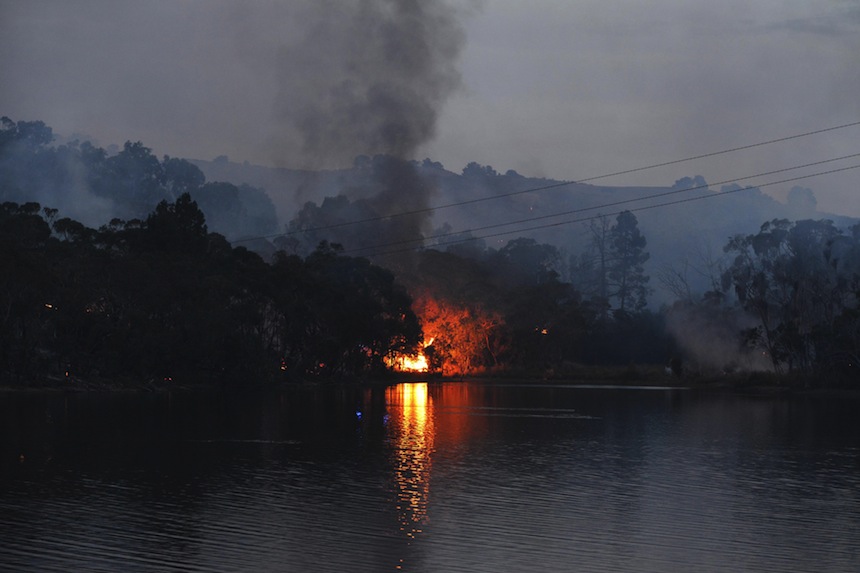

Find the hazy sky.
xmin=2 ymin=0 xmax=859 ymax=216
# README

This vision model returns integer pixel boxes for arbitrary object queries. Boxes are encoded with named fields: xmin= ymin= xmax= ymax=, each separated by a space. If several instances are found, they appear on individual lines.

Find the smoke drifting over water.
xmin=268 ymin=0 xmax=467 ymax=168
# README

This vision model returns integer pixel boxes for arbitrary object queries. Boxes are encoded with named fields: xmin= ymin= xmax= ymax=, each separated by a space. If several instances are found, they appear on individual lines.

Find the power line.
xmin=341 ymin=155 xmax=860 ymax=256
xmin=356 ymin=163 xmax=860 ymax=259
xmin=568 ymin=120 xmax=860 ymax=183
xmin=232 ymin=119 xmax=860 ymax=244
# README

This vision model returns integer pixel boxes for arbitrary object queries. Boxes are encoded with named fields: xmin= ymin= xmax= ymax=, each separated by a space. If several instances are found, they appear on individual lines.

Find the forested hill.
xmin=2 ymin=114 xmax=857 ymax=305
xmin=192 ymin=156 xmax=859 ymax=303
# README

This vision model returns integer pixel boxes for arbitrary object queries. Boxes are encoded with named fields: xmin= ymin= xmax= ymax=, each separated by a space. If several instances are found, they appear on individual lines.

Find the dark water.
xmin=1 ymin=381 xmax=858 ymax=572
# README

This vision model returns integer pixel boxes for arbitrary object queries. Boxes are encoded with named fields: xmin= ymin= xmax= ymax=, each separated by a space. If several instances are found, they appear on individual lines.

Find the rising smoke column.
xmin=273 ymin=0 xmax=466 ymax=165
xmin=272 ymin=0 xmax=469 ymax=256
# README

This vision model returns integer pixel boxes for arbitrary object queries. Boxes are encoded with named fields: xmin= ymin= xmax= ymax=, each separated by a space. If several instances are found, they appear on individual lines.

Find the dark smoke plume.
xmin=272 ymin=0 xmax=467 ymax=167
xmin=275 ymin=0 xmax=470 ymax=260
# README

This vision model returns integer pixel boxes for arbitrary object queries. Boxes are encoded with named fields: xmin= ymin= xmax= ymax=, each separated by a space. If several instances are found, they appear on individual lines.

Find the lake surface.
xmin=1 ymin=381 xmax=858 ymax=572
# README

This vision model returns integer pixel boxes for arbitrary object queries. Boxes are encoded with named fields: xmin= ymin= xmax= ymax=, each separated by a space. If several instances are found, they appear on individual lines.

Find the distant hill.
xmin=192 ymin=157 xmax=858 ymax=305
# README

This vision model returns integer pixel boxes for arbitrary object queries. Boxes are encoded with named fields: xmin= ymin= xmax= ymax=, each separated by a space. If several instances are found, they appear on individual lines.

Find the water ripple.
xmin=1 ymin=384 xmax=858 ymax=572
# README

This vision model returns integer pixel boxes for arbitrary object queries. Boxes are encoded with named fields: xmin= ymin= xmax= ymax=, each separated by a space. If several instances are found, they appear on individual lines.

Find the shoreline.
xmin=2 ymin=364 xmax=855 ymax=395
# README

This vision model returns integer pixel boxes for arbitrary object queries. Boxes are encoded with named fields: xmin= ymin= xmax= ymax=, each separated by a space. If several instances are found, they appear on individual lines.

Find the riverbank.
xmin=0 ymin=374 xmax=211 ymax=393
xmin=1 ymin=364 xmax=855 ymax=394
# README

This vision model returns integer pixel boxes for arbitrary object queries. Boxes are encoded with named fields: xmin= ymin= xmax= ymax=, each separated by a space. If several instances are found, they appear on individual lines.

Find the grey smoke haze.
xmin=430 ymin=0 xmax=860 ymax=217
xmin=2 ymin=0 xmax=859 ymax=216
xmin=666 ymin=304 xmax=773 ymax=374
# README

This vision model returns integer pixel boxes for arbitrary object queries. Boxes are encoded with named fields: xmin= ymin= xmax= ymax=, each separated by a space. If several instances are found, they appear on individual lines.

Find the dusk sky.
xmin=2 ymin=0 xmax=859 ymax=216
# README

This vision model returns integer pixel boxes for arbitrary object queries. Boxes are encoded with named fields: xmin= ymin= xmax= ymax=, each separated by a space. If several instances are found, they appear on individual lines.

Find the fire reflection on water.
xmin=385 ymin=382 xmax=434 ymax=564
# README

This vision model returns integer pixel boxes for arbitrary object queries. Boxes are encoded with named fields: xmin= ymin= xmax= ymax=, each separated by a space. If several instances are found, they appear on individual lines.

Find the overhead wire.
xmin=354 ymin=163 xmax=860 ymax=258
xmin=231 ymin=119 xmax=860 ymax=244
xmin=341 ymin=155 xmax=860 ymax=257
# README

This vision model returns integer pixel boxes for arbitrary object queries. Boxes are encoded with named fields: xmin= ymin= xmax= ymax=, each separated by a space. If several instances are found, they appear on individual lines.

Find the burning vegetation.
xmin=386 ymin=338 xmax=433 ymax=373
xmin=408 ymin=294 xmax=504 ymax=377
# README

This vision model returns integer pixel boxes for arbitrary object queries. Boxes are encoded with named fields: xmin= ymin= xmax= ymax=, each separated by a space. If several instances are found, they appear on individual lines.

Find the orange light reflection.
xmin=386 ymin=382 xmax=434 ymax=563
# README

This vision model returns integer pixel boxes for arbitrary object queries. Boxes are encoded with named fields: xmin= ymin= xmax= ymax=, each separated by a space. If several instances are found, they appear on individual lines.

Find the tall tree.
xmin=607 ymin=211 xmax=651 ymax=313
xmin=571 ymin=214 xmax=611 ymax=317
xmin=104 ymin=141 xmax=166 ymax=210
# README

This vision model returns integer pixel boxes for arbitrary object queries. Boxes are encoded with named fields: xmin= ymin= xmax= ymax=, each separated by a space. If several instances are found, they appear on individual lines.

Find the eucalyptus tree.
xmin=607 ymin=211 xmax=651 ymax=314
xmin=723 ymin=218 xmax=860 ymax=376
xmin=275 ymin=241 xmax=422 ymax=378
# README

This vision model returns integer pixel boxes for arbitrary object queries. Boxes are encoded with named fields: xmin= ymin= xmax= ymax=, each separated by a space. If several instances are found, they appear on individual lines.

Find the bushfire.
xmin=388 ymin=338 xmax=435 ymax=373
xmin=387 ymin=293 xmax=506 ymax=376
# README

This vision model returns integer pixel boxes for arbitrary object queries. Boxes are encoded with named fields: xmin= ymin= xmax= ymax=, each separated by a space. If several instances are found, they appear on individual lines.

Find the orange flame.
xmin=389 ymin=338 xmax=434 ymax=373
xmin=397 ymin=354 xmax=429 ymax=373
xmin=412 ymin=294 xmax=505 ymax=376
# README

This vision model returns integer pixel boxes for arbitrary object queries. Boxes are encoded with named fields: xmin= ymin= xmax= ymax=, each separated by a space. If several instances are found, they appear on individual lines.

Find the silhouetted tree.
xmin=723 ymin=218 xmax=860 ymax=377
xmin=607 ymin=211 xmax=651 ymax=314
xmin=0 ymin=201 xmax=55 ymax=383
xmin=492 ymin=237 xmax=561 ymax=287
xmin=572 ymin=214 xmax=612 ymax=316
xmin=162 ymin=156 xmax=205 ymax=197
xmin=502 ymin=278 xmax=586 ymax=370
xmin=275 ymin=242 xmax=421 ymax=377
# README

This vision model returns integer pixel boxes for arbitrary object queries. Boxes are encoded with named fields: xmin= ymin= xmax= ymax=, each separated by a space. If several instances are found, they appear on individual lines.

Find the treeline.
xmin=4 ymin=193 xmax=857 ymax=387
xmin=0 ymin=194 xmax=670 ymax=385
xmin=1 ymin=197 xmax=421 ymax=386
xmin=0 ymin=195 xmax=673 ymax=386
